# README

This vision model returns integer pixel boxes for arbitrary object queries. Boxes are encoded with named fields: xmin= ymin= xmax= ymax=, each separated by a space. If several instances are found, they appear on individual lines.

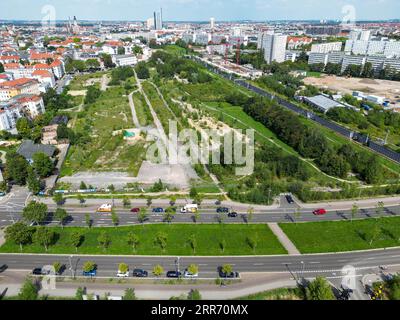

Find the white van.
xmin=180 ymin=204 xmax=198 ymax=213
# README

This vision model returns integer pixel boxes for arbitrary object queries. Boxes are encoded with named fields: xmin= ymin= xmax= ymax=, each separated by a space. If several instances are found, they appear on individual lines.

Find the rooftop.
xmin=17 ymin=140 xmax=56 ymax=160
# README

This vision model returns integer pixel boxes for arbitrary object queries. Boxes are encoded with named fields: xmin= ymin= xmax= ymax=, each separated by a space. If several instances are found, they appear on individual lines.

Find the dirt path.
xmin=128 ymin=91 xmax=141 ymax=128
xmin=100 ymin=74 xmax=109 ymax=91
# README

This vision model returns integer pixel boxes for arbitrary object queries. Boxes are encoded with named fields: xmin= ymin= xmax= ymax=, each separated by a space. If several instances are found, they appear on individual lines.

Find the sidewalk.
xmin=267 ymin=223 xmax=300 ymax=255
xmin=301 ymin=196 xmax=400 ymax=210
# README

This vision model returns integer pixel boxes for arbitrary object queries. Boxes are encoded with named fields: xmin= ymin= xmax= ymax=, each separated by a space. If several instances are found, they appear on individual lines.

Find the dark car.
xmin=32 ymin=268 xmax=44 ymax=275
xmin=0 ymin=264 xmax=8 ymax=273
xmin=285 ymin=195 xmax=295 ymax=204
xmin=166 ymin=271 xmax=182 ymax=278
xmin=152 ymin=208 xmax=164 ymax=213
xmin=83 ymin=269 xmax=97 ymax=277
xmin=132 ymin=269 xmax=148 ymax=277
xmin=216 ymin=207 xmax=229 ymax=213
xmin=218 ymin=267 xmax=239 ymax=278
xmin=228 ymin=212 xmax=238 ymax=218
xmin=130 ymin=208 xmax=140 ymax=213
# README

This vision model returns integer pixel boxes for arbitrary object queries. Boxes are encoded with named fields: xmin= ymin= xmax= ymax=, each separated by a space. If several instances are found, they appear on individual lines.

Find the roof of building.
xmin=304 ymin=95 xmax=344 ymax=112
xmin=50 ymin=115 xmax=69 ymax=125
xmin=17 ymin=140 xmax=56 ymax=160
xmin=32 ymin=70 xmax=53 ymax=78
xmin=3 ymin=63 xmax=21 ymax=69
xmin=0 ymin=78 xmax=38 ymax=89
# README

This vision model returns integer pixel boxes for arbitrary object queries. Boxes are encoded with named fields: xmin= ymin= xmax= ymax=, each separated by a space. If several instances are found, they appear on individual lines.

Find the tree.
xmin=32 ymin=152 xmax=55 ymax=178
xmin=54 ymin=208 xmax=68 ymax=228
xmin=370 ymin=224 xmax=382 ymax=246
xmin=53 ymin=262 xmax=62 ymax=275
xmin=169 ymin=196 xmax=177 ymax=206
xmin=27 ymin=167 xmax=41 ymax=195
xmin=98 ymin=231 xmax=111 ymax=251
xmin=187 ymin=264 xmax=199 ymax=276
xmin=100 ymin=53 xmax=115 ymax=68
xmin=127 ymin=231 xmax=140 ymax=252
xmin=221 ymin=264 xmax=233 ymax=277
xmin=33 ymin=227 xmax=55 ymax=251
xmin=118 ymin=263 xmax=129 ymax=273
xmin=53 ymin=192 xmax=65 ymax=207
xmin=246 ymin=233 xmax=259 ymax=253
xmin=75 ymin=287 xmax=85 ymax=300
xmin=192 ymin=211 xmax=200 ymax=223
xmin=153 ymin=264 xmax=164 ymax=277
xmin=70 ymin=231 xmax=83 ymax=252
xmin=0 ymin=62 xmax=4 ymax=73
xmin=79 ymin=181 xmax=88 ymax=190
xmin=77 ymin=194 xmax=86 ymax=207
xmin=23 ymin=201 xmax=48 ymax=225
xmin=154 ymin=232 xmax=167 ymax=252
xmin=117 ymin=47 xmax=126 ymax=55
xmin=217 ymin=212 xmax=225 ymax=225
xmin=305 ymin=277 xmax=335 ymax=300
xmin=219 ymin=239 xmax=226 ymax=253
xmin=5 ymin=222 xmax=32 ymax=251
xmin=123 ymin=196 xmax=131 ymax=208
xmin=16 ymin=117 xmax=32 ymax=139
xmin=111 ymin=210 xmax=119 ymax=226
xmin=187 ymin=234 xmax=197 ymax=254
xmin=85 ymin=213 xmax=92 ymax=228
xmin=351 ymin=203 xmax=359 ymax=222
xmin=123 ymin=288 xmax=137 ymax=300
xmin=138 ymin=208 xmax=148 ymax=224
xmin=146 ymin=197 xmax=152 ymax=207
xmin=18 ymin=277 xmax=39 ymax=300
xmin=84 ymin=85 xmax=101 ymax=105
xmin=189 ymin=187 xmax=198 ymax=198
xmin=163 ymin=208 xmax=175 ymax=224
xmin=83 ymin=261 xmax=96 ymax=272
xmin=5 ymin=152 xmax=28 ymax=185
xmin=135 ymin=62 xmax=150 ymax=79
xmin=187 ymin=289 xmax=202 ymax=300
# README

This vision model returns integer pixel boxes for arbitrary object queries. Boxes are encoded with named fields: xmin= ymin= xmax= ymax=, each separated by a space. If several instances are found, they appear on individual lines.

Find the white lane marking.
xmin=253 ymin=263 xmax=264 ymax=266
xmin=309 ymin=262 xmax=321 ymax=264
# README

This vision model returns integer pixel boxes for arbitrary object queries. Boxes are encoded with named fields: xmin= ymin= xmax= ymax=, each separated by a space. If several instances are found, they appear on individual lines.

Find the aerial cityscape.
xmin=1 ymin=0 xmax=400 ymax=307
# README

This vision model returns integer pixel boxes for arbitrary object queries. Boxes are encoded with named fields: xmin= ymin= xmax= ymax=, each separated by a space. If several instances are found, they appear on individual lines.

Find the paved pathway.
xmin=267 ymin=223 xmax=301 ymax=255
xmin=0 ymin=228 xmax=5 ymax=247
xmin=128 ymin=91 xmax=141 ymax=128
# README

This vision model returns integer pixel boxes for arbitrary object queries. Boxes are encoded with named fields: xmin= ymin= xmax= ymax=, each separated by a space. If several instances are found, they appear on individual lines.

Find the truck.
xmin=97 ymin=204 xmax=113 ymax=213
xmin=180 ymin=204 xmax=198 ymax=213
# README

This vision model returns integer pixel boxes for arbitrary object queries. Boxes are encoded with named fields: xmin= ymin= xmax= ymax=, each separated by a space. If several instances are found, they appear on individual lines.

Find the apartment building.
xmin=345 ymin=39 xmax=400 ymax=57
xmin=311 ymin=42 xmax=342 ymax=54
xmin=0 ymin=78 xmax=40 ymax=101
xmin=261 ymin=34 xmax=287 ymax=64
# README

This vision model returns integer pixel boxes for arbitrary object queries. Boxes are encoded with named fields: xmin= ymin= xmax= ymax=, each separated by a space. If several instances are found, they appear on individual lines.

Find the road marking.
xmin=390 ymin=255 xmax=400 ymax=258
xmin=281 ymin=263 xmax=292 ymax=265
xmin=253 ymin=263 xmax=264 ymax=266
xmin=309 ymin=262 xmax=321 ymax=264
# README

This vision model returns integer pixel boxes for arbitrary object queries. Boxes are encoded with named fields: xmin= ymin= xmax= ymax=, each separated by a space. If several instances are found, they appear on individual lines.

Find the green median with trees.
xmin=0 ymin=224 xmax=286 ymax=256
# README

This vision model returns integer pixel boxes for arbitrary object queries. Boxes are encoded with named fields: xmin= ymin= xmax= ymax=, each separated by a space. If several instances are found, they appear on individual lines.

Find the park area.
xmin=279 ymin=216 xmax=400 ymax=254
xmin=0 ymin=224 xmax=287 ymax=256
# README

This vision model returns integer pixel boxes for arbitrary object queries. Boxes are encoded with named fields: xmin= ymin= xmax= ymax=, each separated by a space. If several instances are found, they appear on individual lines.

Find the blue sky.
xmin=0 ymin=0 xmax=399 ymax=21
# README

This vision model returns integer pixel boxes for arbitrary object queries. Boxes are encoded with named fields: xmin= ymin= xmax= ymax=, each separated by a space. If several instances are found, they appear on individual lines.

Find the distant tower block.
xmin=210 ymin=17 xmax=215 ymax=30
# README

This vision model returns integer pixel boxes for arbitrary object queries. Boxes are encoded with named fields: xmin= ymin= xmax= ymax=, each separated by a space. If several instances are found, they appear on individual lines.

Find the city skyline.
xmin=1 ymin=0 xmax=400 ymax=22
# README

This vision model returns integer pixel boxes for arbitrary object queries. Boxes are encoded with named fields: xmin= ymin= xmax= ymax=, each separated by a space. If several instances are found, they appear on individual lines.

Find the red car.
xmin=313 ymin=209 xmax=327 ymax=216
xmin=130 ymin=208 xmax=140 ymax=213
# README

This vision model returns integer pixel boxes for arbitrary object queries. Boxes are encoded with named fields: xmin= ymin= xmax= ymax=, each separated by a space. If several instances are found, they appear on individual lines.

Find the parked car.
xmin=166 ymin=271 xmax=182 ymax=278
xmin=216 ymin=207 xmax=229 ymax=213
xmin=228 ymin=212 xmax=238 ymax=218
xmin=152 ymin=208 xmax=164 ymax=213
xmin=117 ymin=270 xmax=130 ymax=278
xmin=130 ymin=208 xmax=140 ymax=213
xmin=0 ymin=264 xmax=8 ymax=273
xmin=218 ymin=267 xmax=240 ymax=278
xmin=184 ymin=270 xmax=199 ymax=278
xmin=32 ymin=267 xmax=47 ymax=275
xmin=132 ymin=269 xmax=148 ymax=277
xmin=0 ymin=192 xmax=6 ymax=197
xmin=83 ymin=269 xmax=97 ymax=277
xmin=313 ymin=209 xmax=327 ymax=216
xmin=285 ymin=195 xmax=295 ymax=204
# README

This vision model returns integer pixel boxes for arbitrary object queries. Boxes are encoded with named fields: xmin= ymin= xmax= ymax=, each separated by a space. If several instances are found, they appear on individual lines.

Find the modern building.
xmin=349 ymin=29 xmax=371 ymax=41
xmin=210 ymin=18 xmax=215 ymax=30
xmin=305 ymin=25 xmax=342 ymax=36
xmin=344 ymin=39 xmax=400 ymax=57
xmin=0 ymin=78 xmax=40 ymax=101
xmin=260 ymin=34 xmax=287 ymax=64
xmin=311 ymin=42 xmax=342 ymax=54
xmin=112 ymin=54 xmax=137 ymax=66
xmin=303 ymin=95 xmax=345 ymax=113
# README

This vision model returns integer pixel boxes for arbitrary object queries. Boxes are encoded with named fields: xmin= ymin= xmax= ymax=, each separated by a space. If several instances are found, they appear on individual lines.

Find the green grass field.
xmin=132 ymin=91 xmax=153 ymax=127
xmin=280 ymin=217 xmax=400 ymax=254
xmin=0 ymin=224 xmax=287 ymax=256
xmin=236 ymin=287 xmax=304 ymax=300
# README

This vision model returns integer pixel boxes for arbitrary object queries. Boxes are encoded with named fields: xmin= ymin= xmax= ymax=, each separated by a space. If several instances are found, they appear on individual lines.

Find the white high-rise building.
xmin=210 ymin=17 xmax=215 ymax=30
xmin=260 ymin=34 xmax=287 ymax=64
xmin=349 ymin=29 xmax=371 ymax=41
xmin=311 ymin=42 xmax=342 ymax=54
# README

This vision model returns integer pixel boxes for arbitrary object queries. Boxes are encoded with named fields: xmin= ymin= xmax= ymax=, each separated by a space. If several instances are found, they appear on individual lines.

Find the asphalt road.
xmin=1 ymin=248 xmax=399 ymax=279
xmin=0 ymin=201 xmax=398 ymax=227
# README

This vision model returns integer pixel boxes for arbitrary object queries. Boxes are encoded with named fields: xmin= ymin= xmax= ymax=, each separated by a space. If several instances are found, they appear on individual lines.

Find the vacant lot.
xmin=280 ymin=217 xmax=400 ymax=254
xmin=61 ymin=81 xmax=146 ymax=176
xmin=0 ymin=224 xmax=287 ymax=256
xmin=304 ymin=75 xmax=400 ymax=105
